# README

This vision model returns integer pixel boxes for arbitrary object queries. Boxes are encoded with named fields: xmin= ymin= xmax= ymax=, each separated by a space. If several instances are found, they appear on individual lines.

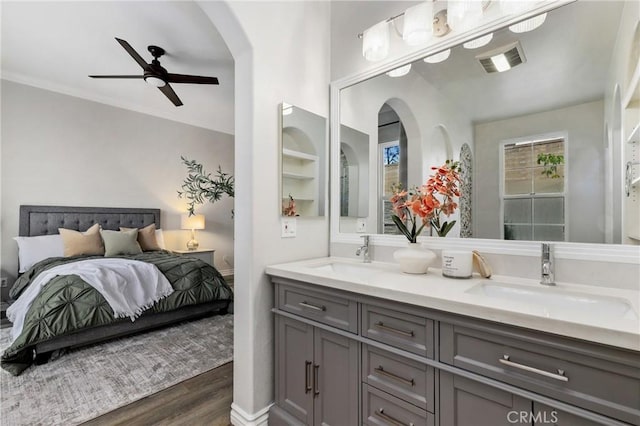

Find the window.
xmin=380 ymin=142 xmax=402 ymax=234
xmin=501 ymin=136 xmax=566 ymax=241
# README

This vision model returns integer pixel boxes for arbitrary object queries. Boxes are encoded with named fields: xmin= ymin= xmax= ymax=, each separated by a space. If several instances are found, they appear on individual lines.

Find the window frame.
xmin=498 ymin=131 xmax=569 ymax=242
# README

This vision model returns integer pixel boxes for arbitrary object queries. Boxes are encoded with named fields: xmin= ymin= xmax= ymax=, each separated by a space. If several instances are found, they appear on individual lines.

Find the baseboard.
xmin=230 ymin=402 xmax=271 ymax=426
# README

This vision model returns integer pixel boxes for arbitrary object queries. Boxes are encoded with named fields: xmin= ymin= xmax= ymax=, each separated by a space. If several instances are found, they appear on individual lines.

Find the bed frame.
xmin=18 ymin=205 xmax=230 ymax=361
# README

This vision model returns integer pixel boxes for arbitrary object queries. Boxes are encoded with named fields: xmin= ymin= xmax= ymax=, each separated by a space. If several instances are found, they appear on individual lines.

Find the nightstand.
xmin=172 ymin=249 xmax=215 ymax=267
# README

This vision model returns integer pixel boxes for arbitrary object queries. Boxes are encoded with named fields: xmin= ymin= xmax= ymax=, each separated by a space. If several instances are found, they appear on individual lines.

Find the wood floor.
xmin=82 ymin=362 xmax=233 ymax=426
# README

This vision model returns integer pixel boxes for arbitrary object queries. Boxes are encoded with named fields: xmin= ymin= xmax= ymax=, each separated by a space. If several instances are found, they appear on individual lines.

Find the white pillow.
xmin=14 ymin=234 xmax=64 ymax=273
xmin=155 ymin=229 xmax=166 ymax=250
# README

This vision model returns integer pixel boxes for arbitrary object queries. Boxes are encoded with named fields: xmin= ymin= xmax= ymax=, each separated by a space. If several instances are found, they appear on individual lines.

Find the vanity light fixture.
xmin=424 ymin=49 xmax=451 ymax=64
xmin=509 ymin=12 xmax=547 ymax=33
xmin=447 ymin=0 xmax=484 ymax=32
xmin=499 ymin=0 xmax=534 ymax=15
xmin=463 ymin=33 xmax=494 ymax=49
xmin=362 ymin=20 xmax=390 ymax=61
xmin=403 ymin=2 xmax=433 ymax=46
xmin=144 ymin=75 xmax=166 ymax=88
xmin=386 ymin=64 xmax=412 ymax=77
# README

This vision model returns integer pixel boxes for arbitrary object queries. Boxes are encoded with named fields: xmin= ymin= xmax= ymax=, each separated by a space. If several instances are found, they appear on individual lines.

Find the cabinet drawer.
xmin=440 ymin=322 xmax=640 ymax=425
xmin=363 ymin=383 xmax=434 ymax=426
xmin=277 ymin=282 xmax=357 ymax=333
xmin=363 ymin=344 xmax=435 ymax=412
xmin=362 ymin=303 xmax=434 ymax=357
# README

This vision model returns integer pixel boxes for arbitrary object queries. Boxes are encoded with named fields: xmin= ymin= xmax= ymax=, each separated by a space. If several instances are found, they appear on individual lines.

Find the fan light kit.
xmin=89 ymin=38 xmax=219 ymax=107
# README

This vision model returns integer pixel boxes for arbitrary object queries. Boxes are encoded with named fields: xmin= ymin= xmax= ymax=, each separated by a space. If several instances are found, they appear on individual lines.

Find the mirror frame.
xmin=329 ymin=0 xmax=640 ymax=264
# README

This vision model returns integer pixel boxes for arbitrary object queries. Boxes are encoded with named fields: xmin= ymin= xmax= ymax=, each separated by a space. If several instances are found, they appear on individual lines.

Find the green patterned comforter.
xmin=2 ymin=251 xmax=233 ymax=376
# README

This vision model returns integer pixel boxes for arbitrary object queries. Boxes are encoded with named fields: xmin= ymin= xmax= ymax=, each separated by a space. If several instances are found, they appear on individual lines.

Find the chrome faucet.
xmin=540 ymin=243 xmax=556 ymax=286
xmin=356 ymin=235 xmax=371 ymax=263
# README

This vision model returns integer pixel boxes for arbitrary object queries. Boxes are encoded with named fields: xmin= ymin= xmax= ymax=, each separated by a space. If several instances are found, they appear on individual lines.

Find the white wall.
xmin=197 ymin=1 xmax=331 ymax=422
xmin=474 ymin=100 xmax=606 ymax=244
xmin=0 ymin=80 xmax=235 ymax=297
xmin=340 ymin=70 xmax=473 ymax=234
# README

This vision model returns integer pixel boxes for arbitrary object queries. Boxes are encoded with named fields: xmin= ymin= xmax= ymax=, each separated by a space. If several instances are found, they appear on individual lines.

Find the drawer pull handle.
xmin=374 ymin=321 xmax=415 ymax=337
xmin=499 ymin=355 xmax=569 ymax=382
xmin=304 ymin=361 xmax=312 ymax=394
xmin=374 ymin=365 xmax=415 ymax=387
xmin=314 ymin=364 xmax=320 ymax=396
xmin=374 ymin=408 xmax=414 ymax=426
xmin=299 ymin=301 xmax=326 ymax=312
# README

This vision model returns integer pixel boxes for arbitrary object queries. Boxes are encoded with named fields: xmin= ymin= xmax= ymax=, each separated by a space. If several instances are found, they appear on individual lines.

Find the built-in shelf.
xmin=282 ymin=172 xmax=315 ymax=180
xmin=282 ymin=197 xmax=314 ymax=202
xmin=282 ymin=148 xmax=318 ymax=162
xmin=627 ymin=123 xmax=640 ymax=144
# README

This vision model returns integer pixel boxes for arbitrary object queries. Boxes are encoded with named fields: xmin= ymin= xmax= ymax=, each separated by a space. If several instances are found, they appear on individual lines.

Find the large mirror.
xmin=281 ymin=103 xmax=327 ymax=217
xmin=337 ymin=0 xmax=640 ymax=245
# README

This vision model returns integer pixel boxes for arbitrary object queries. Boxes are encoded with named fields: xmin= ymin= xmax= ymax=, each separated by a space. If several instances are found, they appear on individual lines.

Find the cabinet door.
xmin=313 ymin=328 xmax=359 ymax=426
xmin=275 ymin=316 xmax=315 ymax=424
xmin=533 ymin=403 xmax=607 ymax=426
xmin=440 ymin=372 xmax=530 ymax=426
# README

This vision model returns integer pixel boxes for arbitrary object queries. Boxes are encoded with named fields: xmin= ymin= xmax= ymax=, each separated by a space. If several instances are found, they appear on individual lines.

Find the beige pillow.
xmin=120 ymin=223 xmax=162 ymax=251
xmin=58 ymin=223 xmax=105 ymax=257
xmin=101 ymin=229 xmax=142 ymax=256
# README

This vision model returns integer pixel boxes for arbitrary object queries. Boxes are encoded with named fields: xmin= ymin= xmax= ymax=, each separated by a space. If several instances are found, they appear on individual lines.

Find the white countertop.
xmin=266 ymin=256 xmax=640 ymax=352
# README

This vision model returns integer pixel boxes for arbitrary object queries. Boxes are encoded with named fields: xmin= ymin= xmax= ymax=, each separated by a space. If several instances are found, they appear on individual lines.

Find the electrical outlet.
xmin=356 ymin=218 xmax=367 ymax=233
xmin=281 ymin=217 xmax=297 ymax=238
xmin=0 ymin=277 xmax=7 ymax=288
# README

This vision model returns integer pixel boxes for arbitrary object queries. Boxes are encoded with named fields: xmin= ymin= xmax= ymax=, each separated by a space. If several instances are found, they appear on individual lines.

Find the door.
xmin=276 ymin=316 xmax=315 ymax=424
xmin=313 ymin=328 xmax=359 ymax=426
xmin=440 ymin=372 xmax=530 ymax=426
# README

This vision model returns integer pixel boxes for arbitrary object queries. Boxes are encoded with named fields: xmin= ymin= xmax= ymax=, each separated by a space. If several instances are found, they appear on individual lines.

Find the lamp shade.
xmin=447 ymin=0 xmax=483 ymax=32
xmin=362 ymin=20 xmax=390 ymax=62
xmin=403 ymin=2 xmax=433 ymax=46
xmin=181 ymin=214 xmax=205 ymax=230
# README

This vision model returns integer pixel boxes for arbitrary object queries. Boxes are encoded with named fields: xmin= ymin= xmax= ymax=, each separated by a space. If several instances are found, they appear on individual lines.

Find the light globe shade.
xmin=509 ymin=13 xmax=547 ymax=33
xmin=403 ymin=2 xmax=433 ymax=46
xmin=181 ymin=214 xmax=205 ymax=230
xmin=362 ymin=20 xmax=390 ymax=61
xmin=144 ymin=76 xmax=166 ymax=88
xmin=424 ymin=49 xmax=451 ymax=64
xmin=447 ymin=0 xmax=483 ymax=32
xmin=386 ymin=64 xmax=412 ymax=77
xmin=463 ymin=33 xmax=493 ymax=49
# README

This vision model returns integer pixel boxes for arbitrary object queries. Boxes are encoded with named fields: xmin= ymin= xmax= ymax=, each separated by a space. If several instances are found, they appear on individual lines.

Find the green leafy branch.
xmin=537 ymin=153 xmax=564 ymax=179
xmin=177 ymin=156 xmax=234 ymax=217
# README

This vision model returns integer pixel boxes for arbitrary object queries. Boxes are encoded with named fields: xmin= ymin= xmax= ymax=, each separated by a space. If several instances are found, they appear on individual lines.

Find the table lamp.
xmin=181 ymin=214 xmax=205 ymax=250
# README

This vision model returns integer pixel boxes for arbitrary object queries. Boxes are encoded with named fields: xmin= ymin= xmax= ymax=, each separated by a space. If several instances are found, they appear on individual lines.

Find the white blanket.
xmin=7 ymin=258 xmax=174 ymax=342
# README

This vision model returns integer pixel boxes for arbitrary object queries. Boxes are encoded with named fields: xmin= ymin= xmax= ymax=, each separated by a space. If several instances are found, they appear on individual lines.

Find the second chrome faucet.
xmin=541 ymin=243 xmax=555 ymax=286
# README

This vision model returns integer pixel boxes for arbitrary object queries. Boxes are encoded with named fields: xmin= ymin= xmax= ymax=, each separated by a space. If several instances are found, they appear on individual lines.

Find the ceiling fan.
xmin=89 ymin=38 xmax=219 ymax=107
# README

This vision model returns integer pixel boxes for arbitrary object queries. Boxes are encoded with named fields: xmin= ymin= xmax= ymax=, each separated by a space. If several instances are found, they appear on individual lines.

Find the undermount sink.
xmin=466 ymin=282 xmax=638 ymax=320
xmin=311 ymin=261 xmax=383 ymax=280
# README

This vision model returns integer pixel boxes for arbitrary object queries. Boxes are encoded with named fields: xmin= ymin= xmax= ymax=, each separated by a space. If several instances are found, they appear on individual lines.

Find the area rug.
xmin=0 ymin=314 xmax=233 ymax=426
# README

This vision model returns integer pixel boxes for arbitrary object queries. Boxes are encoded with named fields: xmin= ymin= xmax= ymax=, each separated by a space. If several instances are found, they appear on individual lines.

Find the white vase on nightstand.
xmin=393 ymin=242 xmax=436 ymax=274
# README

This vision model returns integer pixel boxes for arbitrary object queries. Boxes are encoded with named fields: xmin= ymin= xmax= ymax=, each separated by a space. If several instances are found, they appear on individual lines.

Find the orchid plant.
xmin=390 ymin=160 xmax=461 ymax=241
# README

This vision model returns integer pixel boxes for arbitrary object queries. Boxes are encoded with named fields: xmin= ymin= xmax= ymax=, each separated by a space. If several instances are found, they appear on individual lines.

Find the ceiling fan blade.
xmin=158 ymin=84 xmax=183 ymax=107
xmin=89 ymin=75 xmax=144 ymax=79
xmin=166 ymin=73 xmax=219 ymax=85
xmin=115 ymin=38 xmax=150 ymax=70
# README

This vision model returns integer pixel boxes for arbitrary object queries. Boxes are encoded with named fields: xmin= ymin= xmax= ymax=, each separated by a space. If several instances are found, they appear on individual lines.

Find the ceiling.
xmin=1 ymin=1 xmax=235 ymax=134
xmin=410 ymin=1 xmax=625 ymax=123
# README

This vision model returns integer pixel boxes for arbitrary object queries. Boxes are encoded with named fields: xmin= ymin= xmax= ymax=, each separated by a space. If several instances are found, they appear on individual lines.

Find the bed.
xmin=1 ymin=205 xmax=233 ymax=376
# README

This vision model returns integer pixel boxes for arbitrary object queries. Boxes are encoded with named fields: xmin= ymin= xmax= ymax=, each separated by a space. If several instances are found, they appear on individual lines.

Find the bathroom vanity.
xmin=266 ymin=258 xmax=640 ymax=426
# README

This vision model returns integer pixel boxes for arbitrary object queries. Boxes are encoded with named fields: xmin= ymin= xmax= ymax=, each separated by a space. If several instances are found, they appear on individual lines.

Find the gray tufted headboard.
xmin=19 ymin=205 xmax=161 ymax=237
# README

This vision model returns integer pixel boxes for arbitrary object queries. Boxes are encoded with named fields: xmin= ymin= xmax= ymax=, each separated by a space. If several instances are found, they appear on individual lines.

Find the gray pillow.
xmin=100 ymin=229 xmax=142 ymax=256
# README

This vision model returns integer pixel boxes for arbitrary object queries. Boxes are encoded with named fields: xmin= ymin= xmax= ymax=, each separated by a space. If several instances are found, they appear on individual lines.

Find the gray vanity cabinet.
xmin=440 ymin=373 xmax=530 ymax=426
xmin=272 ymin=315 xmax=359 ymax=426
xmin=270 ymin=277 xmax=640 ymax=426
